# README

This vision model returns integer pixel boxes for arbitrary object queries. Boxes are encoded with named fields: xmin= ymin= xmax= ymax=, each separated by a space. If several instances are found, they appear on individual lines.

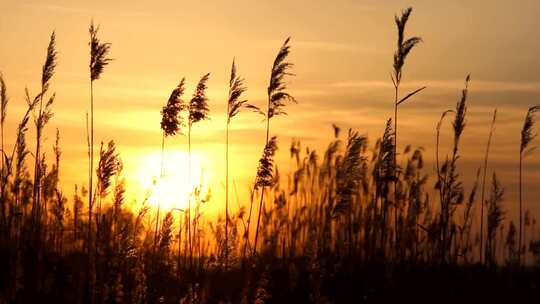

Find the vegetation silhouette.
xmin=1 ymin=7 xmax=540 ymax=304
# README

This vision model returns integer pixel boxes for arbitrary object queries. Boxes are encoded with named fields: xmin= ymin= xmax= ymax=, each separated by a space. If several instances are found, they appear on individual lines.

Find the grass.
xmin=1 ymin=6 xmax=540 ymax=303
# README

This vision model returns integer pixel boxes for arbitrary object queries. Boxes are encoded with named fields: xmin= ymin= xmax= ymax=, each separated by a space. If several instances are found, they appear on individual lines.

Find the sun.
xmin=135 ymin=150 xmax=209 ymax=211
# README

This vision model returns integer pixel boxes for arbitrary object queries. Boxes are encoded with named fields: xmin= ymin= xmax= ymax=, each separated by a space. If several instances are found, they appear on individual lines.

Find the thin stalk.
xmin=154 ymin=132 xmax=165 ymax=253
xmin=225 ymin=121 xmax=229 ymax=267
xmin=188 ymin=122 xmax=192 ymax=270
xmin=519 ymin=153 xmax=523 ymax=265
xmin=253 ymin=107 xmax=271 ymax=256
xmin=243 ymin=188 xmax=254 ymax=260
xmin=479 ymin=109 xmax=496 ymax=263
xmin=393 ymin=83 xmax=399 ymax=254
xmin=435 ymin=110 xmax=452 ymax=261
xmin=32 ymin=90 xmax=45 ymax=234
xmin=177 ymin=215 xmax=182 ymax=279
xmin=87 ymin=79 xmax=95 ymax=304
xmin=88 ymin=80 xmax=94 ymax=255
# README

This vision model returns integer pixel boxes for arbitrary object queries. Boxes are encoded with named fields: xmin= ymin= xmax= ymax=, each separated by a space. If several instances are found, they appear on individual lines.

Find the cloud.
xmin=295 ymin=41 xmax=378 ymax=53
xmin=20 ymin=2 xmax=150 ymax=17
xmin=331 ymin=79 xmax=540 ymax=93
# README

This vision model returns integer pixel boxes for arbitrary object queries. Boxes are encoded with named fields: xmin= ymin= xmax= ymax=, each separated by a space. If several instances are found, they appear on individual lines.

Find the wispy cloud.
xmin=295 ymin=41 xmax=378 ymax=53
xmin=331 ymin=79 xmax=540 ymax=93
xmin=20 ymin=2 xmax=150 ymax=17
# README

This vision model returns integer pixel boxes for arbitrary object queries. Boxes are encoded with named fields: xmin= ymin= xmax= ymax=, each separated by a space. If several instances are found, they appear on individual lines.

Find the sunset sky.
xmin=1 ymin=0 xmax=540 ymax=221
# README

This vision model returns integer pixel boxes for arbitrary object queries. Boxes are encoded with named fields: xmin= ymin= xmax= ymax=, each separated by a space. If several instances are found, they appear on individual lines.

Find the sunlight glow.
xmin=135 ymin=151 xmax=209 ymax=211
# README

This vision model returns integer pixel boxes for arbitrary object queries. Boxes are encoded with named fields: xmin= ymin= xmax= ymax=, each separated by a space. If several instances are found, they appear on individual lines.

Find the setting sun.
xmin=134 ymin=151 xmax=209 ymax=211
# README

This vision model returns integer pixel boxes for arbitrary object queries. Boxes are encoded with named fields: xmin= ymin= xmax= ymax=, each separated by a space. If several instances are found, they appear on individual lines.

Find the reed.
xmin=391 ymin=7 xmax=424 ymax=246
xmin=88 ymin=21 xmax=112 ymax=302
xmin=88 ymin=21 xmax=112 ymax=255
xmin=225 ymin=59 xmax=259 ymax=267
xmin=158 ymin=78 xmax=187 ymax=252
xmin=253 ymin=136 xmax=278 ymax=254
xmin=188 ymin=73 xmax=210 ymax=268
xmin=32 ymin=32 xmax=57 ymax=235
xmin=253 ymin=37 xmax=296 ymax=256
xmin=519 ymin=105 xmax=540 ymax=264
xmin=435 ymin=75 xmax=470 ymax=263
xmin=479 ymin=109 xmax=497 ymax=263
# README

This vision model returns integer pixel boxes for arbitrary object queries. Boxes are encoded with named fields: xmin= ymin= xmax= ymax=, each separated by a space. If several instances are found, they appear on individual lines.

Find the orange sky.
xmin=1 ymin=0 xmax=540 ymax=221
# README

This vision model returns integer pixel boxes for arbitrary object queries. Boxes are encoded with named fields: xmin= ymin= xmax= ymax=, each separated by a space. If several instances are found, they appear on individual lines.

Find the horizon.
xmin=1 ymin=0 xmax=540 ymax=221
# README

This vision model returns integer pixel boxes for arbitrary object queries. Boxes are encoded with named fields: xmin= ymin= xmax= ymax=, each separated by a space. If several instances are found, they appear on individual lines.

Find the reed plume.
xmin=227 ymin=59 xmax=261 ymax=123
xmin=90 ymin=22 xmax=112 ymax=82
xmin=255 ymin=136 xmax=279 ymax=190
xmin=161 ymin=78 xmax=187 ymax=137
xmin=189 ymin=73 xmax=210 ymax=124
xmin=253 ymin=136 xmax=278 ymax=252
xmin=96 ymin=141 xmax=122 ymax=199
xmin=267 ymin=38 xmax=296 ymax=120
xmin=518 ymin=105 xmax=540 ymax=264
xmin=332 ymin=130 xmax=368 ymax=217
xmin=41 ymin=32 xmax=57 ymax=93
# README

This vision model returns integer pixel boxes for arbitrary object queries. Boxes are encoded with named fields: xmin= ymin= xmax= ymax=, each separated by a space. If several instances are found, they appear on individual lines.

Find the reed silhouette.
xmin=253 ymin=37 xmax=296 ymax=256
xmin=158 ymin=78 xmax=187 ymax=253
xmin=187 ymin=73 xmax=210 ymax=270
xmin=519 ymin=105 xmax=540 ymax=265
xmin=225 ymin=59 xmax=259 ymax=267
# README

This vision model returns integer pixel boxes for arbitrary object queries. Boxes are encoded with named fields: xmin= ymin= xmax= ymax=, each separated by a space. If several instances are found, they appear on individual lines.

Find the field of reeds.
xmin=1 ymin=7 xmax=540 ymax=304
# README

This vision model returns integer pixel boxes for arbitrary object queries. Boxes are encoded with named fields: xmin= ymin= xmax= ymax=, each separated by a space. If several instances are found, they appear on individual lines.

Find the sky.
xmin=1 ymin=0 xmax=540 ymax=222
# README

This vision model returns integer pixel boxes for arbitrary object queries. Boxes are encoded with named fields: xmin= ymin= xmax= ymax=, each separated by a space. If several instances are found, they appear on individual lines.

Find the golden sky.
xmin=1 ymin=0 xmax=540 ymax=220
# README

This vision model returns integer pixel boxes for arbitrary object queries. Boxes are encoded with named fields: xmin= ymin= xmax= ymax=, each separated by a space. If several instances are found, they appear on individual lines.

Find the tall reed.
xmin=436 ymin=75 xmax=470 ymax=263
xmin=225 ymin=59 xmax=259 ymax=266
xmin=159 ymin=78 xmax=187 ymax=251
xmin=253 ymin=37 xmax=296 ymax=255
xmin=32 ymin=32 xmax=57 ymax=234
xmin=88 ymin=21 xmax=112 ymax=253
xmin=88 ymin=21 xmax=111 ymax=302
xmin=188 ymin=73 xmax=210 ymax=268
xmin=391 ymin=7 xmax=424 ymax=245
xmin=519 ymin=105 xmax=540 ymax=264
